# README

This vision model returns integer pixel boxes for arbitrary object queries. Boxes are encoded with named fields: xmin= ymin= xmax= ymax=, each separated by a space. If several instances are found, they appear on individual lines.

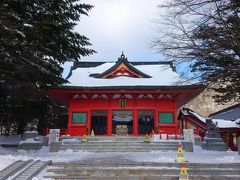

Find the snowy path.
xmin=1 ymin=145 xmax=240 ymax=179
xmin=1 ymin=146 xmax=240 ymax=167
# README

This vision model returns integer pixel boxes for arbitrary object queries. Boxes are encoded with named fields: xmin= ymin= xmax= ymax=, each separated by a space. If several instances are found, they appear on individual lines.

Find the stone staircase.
xmin=59 ymin=136 xmax=180 ymax=152
xmin=45 ymin=161 xmax=240 ymax=180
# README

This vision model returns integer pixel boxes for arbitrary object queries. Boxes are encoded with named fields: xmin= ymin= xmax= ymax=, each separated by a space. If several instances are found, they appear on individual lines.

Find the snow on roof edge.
xmin=181 ymin=108 xmax=240 ymax=128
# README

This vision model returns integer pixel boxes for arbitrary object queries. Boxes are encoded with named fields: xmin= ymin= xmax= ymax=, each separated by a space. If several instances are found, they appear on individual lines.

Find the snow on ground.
xmin=125 ymin=146 xmax=240 ymax=163
xmin=0 ymin=146 xmax=240 ymax=179
xmin=0 ymin=147 xmax=93 ymax=168
xmin=0 ymin=145 xmax=239 ymax=170
xmin=0 ymin=153 xmax=18 ymax=171
xmin=1 ymin=135 xmax=240 ymax=179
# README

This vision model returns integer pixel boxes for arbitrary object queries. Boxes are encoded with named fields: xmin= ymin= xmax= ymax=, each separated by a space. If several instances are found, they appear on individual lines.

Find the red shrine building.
xmin=49 ymin=54 xmax=204 ymax=136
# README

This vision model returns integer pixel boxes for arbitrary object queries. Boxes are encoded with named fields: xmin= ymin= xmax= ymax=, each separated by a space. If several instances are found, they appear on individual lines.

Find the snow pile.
xmin=19 ymin=137 xmax=42 ymax=144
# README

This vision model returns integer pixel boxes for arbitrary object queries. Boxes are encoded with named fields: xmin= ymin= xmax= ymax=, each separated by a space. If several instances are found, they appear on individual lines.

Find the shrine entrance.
xmin=138 ymin=110 xmax=154 ymax=134
xmin=112 ymin=110 xmax=133 ymax=135
xmin=91 ymin=110 xmax=107 ymax=135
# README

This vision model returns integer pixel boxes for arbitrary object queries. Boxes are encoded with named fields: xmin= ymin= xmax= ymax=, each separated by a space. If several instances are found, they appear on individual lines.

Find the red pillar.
xmin=67 ymin=109 xmax=71 ymax=135
xmin=184 ymin=119 xmax=188 ymax=129
xmin=173 ymin=99 xmax=178 ymax=134
xmin=133 ymin=109 xmax=138 ymax=135
xmin=154 ymin=108 xmax=158 ymax=133
xmin=174 ymin=110 xmax=178 ymax=134
xmin=86 ymin=95 xmax=90 ymax=135
xmin=87 ymin=110 xmax=91 ymax=135
xmin=107 ymin=95 xmax=112 ymax=136
xmin=181 ymin=118 xmax=184 ymax=133
xmin=154 ymin=94 xmax=158 ymax=132
xmin=107 ymin=109 xmax=112 ymax=136
xmin=228 ymin=130 xmax=233 ymax=148
xmin=133 ymin=94 xmax=138 ymax=136
xmin=67 ymin=97 xmax=72 ymax=135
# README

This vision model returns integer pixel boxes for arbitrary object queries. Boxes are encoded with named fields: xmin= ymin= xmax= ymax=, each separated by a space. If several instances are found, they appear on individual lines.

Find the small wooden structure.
xmin=178 ymin=107 xmax=240 ymax=151
xmin=116 ymin=125 xmax=128 ymax=135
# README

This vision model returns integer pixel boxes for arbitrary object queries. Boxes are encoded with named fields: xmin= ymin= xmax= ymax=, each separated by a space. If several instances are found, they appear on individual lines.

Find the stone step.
xmin=47 ymin=167 xmax=240 ymax=176
xmin=60 ymin=136 xmax=182 ymax=142
xmin=44 ymin=174 xmax=178 ymax=180
xmin=58 ymin=147 xmax=178 ymax=150
xmin=58 ymin=147 xmax=178 ymax=152
xmin=59 ymin=140 xmax=180 ymax=152
xmin=46 ymin=161 xmax=240 ymax=180
xmin=59 ymin=144 xmax=179 ymax=148
xmin=44 ymin=174 xmax=240 ymax=180
xmin=60 ymin=145 xmax=177 ymax=149
xmin=61 ymin=146 xmax=179 ymax=149
xmin=61 ymin=141 xmax=179 ymax=145
xmin=58 ymin=149 xmax=177 ymax=152
xmin=13 ymin=160 xmax=51 ymax=180
xmin=59 ymin=136 xmax=182 ymax=152
xmin=51 ymin=162 xmax=240 ymax=169
xmin=60 ymin=136 xmax=145 ymax=141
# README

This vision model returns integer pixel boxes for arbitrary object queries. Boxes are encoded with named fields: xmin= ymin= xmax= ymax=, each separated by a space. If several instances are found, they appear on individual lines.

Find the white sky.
xmin=63 ymin=0 xmax=165 ymax=77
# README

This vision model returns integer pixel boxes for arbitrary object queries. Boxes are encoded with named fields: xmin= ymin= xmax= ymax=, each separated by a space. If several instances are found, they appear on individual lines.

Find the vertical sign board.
xmin=48 ymin=129 xmax=60 ymax=145
xmin=183 ymin=129 xmax=195 ymax=144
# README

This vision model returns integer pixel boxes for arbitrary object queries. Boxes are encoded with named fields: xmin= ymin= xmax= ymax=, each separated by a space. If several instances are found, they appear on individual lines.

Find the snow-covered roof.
xmin=65 ymin=60 xmax=190 ymax=87
xmin=209 ymin=103 xmax=240 ymax=121
xmin=181 ymin=108 xmax=240 ymax=129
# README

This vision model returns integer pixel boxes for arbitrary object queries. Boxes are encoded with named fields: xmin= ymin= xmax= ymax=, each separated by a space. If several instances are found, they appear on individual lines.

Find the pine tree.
xmin=0 ymin=0 xmax=95 ymax=134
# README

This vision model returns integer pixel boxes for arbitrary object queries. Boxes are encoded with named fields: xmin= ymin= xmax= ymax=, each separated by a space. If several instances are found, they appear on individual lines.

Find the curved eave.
xmin=51 ymin=84 xmax=205 ymax=90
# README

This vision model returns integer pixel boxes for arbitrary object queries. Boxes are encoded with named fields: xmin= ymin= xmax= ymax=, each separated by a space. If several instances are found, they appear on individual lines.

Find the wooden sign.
xmin=116 ymin=125 xmax=128 ymax=135
xmin=183 ymin=129 xmax=195 ymax=144
xmin=119 ymin=99 xmax=126 ymax=108
xmin=48 ymin=129 xmax=60 ymax=145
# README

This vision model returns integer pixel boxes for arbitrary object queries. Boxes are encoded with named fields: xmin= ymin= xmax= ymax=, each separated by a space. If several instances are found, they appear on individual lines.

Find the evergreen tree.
xmin=0 ymin=0 xmax=95 ymax=134
xmin=153 ymin=0 xmax=240 ymax=103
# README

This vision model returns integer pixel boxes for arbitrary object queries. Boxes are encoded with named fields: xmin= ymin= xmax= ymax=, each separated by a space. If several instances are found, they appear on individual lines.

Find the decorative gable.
xmin=91 ymin=53 xmax=151 ymax=79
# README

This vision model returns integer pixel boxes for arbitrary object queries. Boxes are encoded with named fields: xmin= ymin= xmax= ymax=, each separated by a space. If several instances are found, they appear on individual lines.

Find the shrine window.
xmin=72 ymin=112 xmax=87 ymax=124
xmin=158 ymin=112 xmax=174 ymax=124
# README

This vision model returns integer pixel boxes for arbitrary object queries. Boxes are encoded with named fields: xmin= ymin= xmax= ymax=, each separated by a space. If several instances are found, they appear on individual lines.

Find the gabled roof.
xmin=180 ymin=107 xmax=240 ymax=129
xmin=66 ymin=58 xmax=175 ymax=80
xmin=209 ymin=103 xmax=240 ymax=120
xmin=92 ymin=53 xmax=151 ymax=78
xmin=63 ymin=53 xmax=202 ymax=88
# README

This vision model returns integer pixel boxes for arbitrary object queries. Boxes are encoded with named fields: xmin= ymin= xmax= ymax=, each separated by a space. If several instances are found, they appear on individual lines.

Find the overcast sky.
xmin=63 ymin=0 xmax=164 ymax=77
